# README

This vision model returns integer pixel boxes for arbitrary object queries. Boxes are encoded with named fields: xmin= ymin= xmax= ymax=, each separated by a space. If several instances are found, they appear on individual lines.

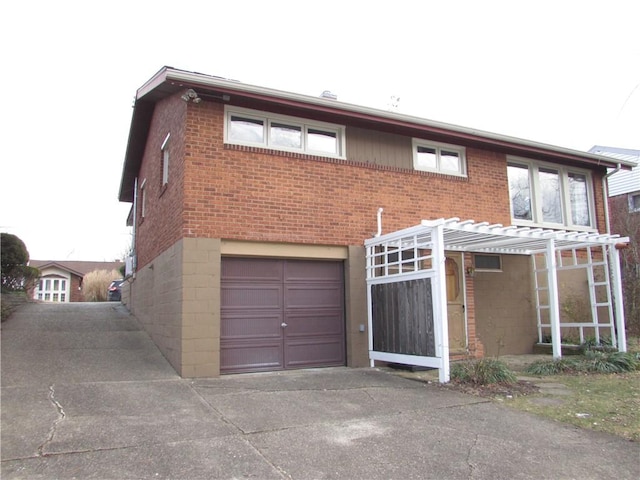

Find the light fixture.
xmin=181 ymin=88 xmax=201 ymax=103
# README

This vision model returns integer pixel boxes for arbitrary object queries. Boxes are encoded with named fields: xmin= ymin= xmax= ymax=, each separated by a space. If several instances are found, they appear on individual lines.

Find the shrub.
xmin=525 ymin=358 xmax=581 ymax=375
xmin=525 ymin=351 xmax=639 ymax=375
xmin=1 ymin=233 xmax=39 ymax=292
xmin=82 ymin=269 xmax=121 ymax=302
xmin=451 ymin=359 xmax=517 ymax=385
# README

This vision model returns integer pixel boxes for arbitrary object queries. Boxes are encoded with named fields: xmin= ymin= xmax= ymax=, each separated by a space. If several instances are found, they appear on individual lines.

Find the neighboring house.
xmin=589 ymin=146 xmax=640 ymax=223
xmin=118 ymin=66 xmax=634 ymax=379
xmin=590 ymin=146 xmax=640 ymax=333
xmin=30 ymin=260 xmax=124 ymax=302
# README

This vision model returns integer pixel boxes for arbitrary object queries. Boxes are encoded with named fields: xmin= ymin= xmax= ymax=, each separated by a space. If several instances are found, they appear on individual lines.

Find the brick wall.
xmin=135 ymin=95 xmax=188 ymax=268
xmin=178 ymin=102 xmax=512 ymax=249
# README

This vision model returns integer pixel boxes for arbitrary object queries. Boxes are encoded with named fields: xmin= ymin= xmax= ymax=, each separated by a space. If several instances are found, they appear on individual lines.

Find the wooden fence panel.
xmin=372 ymin=279 xmax=435 ymax=356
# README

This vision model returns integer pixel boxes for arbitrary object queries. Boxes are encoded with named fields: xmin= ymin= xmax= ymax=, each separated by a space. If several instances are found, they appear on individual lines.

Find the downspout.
xmin=602 ymin=164 xmax=622 ymax=234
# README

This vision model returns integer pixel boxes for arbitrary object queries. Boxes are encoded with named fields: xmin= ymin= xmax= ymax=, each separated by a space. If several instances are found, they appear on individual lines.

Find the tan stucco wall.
xmin=474 ymin=255 xmax=537 ymax=356
xmin=181 ymin=237 xmax=221 ymax=377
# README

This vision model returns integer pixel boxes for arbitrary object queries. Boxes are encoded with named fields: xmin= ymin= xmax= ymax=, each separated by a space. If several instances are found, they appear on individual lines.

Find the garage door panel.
xmin=222 ymin=258 xmax=282 ymax=282
xmin=285 ymin=338 xmax=345 ymax=368
xmin=284 ymin=311 xmax=344 ymax=337
xmin=285 ymin=260 xmax=342 ymax=282
xmin=222 ymin=284 xmax=283 ymax=311
xmin=221 ymin=340 xmax=283 ymax=373
xmin=285 ymin=285 xmax=342 ymax=309
xmin=221 ymin=313 xmax=283 ymax=339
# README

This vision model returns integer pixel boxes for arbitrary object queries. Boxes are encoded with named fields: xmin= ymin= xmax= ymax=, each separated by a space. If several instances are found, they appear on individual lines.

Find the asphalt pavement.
xmin=1 ymin=302 xmax=639 ymax=479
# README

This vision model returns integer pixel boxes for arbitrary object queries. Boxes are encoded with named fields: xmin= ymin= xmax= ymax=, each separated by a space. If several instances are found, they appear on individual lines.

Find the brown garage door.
xmin=221 ymin=258 xmax=346 ymax=374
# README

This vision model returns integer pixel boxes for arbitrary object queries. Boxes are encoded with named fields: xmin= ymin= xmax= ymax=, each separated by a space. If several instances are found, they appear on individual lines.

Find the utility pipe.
xmin=375 ymin=208 xmax=384 ymax=237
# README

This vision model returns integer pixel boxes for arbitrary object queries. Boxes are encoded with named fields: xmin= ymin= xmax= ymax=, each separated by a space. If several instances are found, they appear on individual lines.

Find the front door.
xmin=445 ymin=254 xmax=466 ymax=352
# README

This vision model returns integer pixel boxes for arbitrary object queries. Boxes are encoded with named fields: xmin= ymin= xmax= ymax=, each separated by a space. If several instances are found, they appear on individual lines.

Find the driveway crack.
xmin=37 ymin=384 xmax=66 ymax=456
xmin=466 ymin=433 xmax=479 ymax=479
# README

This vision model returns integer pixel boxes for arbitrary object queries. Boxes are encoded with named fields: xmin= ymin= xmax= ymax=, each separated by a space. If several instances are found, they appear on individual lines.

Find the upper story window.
xmin=507 ymin=157 xmax=595 ymax=230
xmin=140 ymin=178 xmax=147 ymax=219
xmin=412 ymin=139 xmax=466 ymax=176
xmin=161 ymin=132 xmax=170 ymax=186
xmin=225 ymin=106 xmax=345 ymax=158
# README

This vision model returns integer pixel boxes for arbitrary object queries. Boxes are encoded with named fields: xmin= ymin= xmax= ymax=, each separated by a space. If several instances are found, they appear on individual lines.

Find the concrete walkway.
xmin=2 ymin=303 xmax=639 ymax=479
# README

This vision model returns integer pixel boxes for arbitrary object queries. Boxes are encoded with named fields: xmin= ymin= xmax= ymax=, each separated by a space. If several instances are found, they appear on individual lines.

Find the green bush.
xmin=525 ymin=358 xmax=581 ymax=375
xmin=1 ymin=233 xmax=39 ymax=292
xmin=451 ymin=359 xmax=517 ymax=385
xmin=525 ymin=351 xmax=639 ymax=375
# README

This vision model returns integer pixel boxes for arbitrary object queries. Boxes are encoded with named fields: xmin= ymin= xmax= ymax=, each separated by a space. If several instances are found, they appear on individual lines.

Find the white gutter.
xmin=150 ymin=68 xmax=637 ymax=169
xmin=603 ymin=164 xmax=622 ymax=234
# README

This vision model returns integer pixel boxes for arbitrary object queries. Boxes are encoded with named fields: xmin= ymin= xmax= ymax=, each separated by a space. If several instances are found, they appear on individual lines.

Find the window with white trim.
xmin=412 ymin=139 xmax=466 ymax=176
xmin=507 ymin=158 xmax=595 ymax=229
xmin=140 ymin=178 xmax=147 ymax=219
xmin=161 ymin=132 xmax=170 ymax=186
xmin=224 ymin=106 xmax=345 ymax=158
xmin=629 ymin=193 xmax=640 ymax=213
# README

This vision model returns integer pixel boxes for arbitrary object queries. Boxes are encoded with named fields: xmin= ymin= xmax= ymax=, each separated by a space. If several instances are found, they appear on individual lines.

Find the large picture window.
xmin=507 ymin=158 xmax=594 ymax=229
xmin=225 ymin=107 xmax=345 ymax=158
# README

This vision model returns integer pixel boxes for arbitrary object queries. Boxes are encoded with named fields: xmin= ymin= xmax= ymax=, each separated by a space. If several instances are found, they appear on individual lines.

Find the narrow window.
xmin=507 ymin=164 xmax=532 ymax=221
xmin=568 ymin=172 xmax=590 ymax=226
xmin=629 ymin=193 xmax=640 ymax=212
xmin=161 ymin=133 xmax=170 ymax=186
xmin=538 ymin=168 xmax=562 ymax=224
xmin=140 ymin=178 xmax=147 ymax=219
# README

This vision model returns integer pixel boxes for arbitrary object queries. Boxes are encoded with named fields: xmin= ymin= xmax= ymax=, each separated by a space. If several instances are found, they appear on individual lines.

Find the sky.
xmin=2 ymin=0 xmax=639 ymax=262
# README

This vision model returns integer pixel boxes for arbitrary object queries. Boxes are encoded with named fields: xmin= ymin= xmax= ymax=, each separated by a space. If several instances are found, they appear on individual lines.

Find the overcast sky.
xmin=2 ymin=0 xmax=639 ymax=262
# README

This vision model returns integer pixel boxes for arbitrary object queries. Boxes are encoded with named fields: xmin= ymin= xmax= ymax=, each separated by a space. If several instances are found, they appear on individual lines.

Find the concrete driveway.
xmin=2 ymin=303 xmax=638 ymax=479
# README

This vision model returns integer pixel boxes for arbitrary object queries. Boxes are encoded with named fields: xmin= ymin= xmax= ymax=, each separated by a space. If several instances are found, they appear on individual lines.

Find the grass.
xmin=507 ymin=371 xmax=640 ymax=441
xmin=507 ymin=337 xmax=640 ymax=442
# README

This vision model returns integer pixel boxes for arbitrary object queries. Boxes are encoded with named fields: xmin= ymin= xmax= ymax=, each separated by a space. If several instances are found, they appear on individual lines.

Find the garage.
xmin=221 ymin=257 xmax=346 ymax=374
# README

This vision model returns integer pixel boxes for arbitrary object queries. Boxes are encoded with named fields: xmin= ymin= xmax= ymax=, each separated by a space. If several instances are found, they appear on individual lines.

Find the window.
xmin=629 ymin=193 xmax=640 ymax=213
xmin=161 ymin=132 xmax=170 ymax=186
xmin=140 ymin=178 xmax=147 ymax=219
xmin=35 ymin=276 xmax=68 ymax=302
xmin=507 ymin=158 xmax=594 ymax=229
xmin=225 ymin=106 xmax=345 ymax=158
xmin=412 ymin=139 xmax=466 ymax=176
xmin=474 ymin=254 xmax=502 ymax=271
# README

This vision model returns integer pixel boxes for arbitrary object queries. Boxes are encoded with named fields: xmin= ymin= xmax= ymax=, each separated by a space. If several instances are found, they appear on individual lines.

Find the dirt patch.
xmin=442 ymin=379 xmax=540 ymax=398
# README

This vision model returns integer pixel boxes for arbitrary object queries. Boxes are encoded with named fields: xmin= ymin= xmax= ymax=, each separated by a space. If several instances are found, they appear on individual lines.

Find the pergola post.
xmin=609 ymin=245 xmax=627 ymax=352
xmin=433 ymin=224 xmax=450 ymax=383
xmin=545 ymin=239 xmax=562 ymax=359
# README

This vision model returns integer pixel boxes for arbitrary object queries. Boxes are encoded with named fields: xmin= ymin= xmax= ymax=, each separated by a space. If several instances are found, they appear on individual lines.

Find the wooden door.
xmin=445 ymin=254 xmax=466 ymax=352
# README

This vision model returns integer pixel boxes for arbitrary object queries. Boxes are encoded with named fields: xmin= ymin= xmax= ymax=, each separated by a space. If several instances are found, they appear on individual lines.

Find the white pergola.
xmin=365 ymin=218 xmax=629 ymax=383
